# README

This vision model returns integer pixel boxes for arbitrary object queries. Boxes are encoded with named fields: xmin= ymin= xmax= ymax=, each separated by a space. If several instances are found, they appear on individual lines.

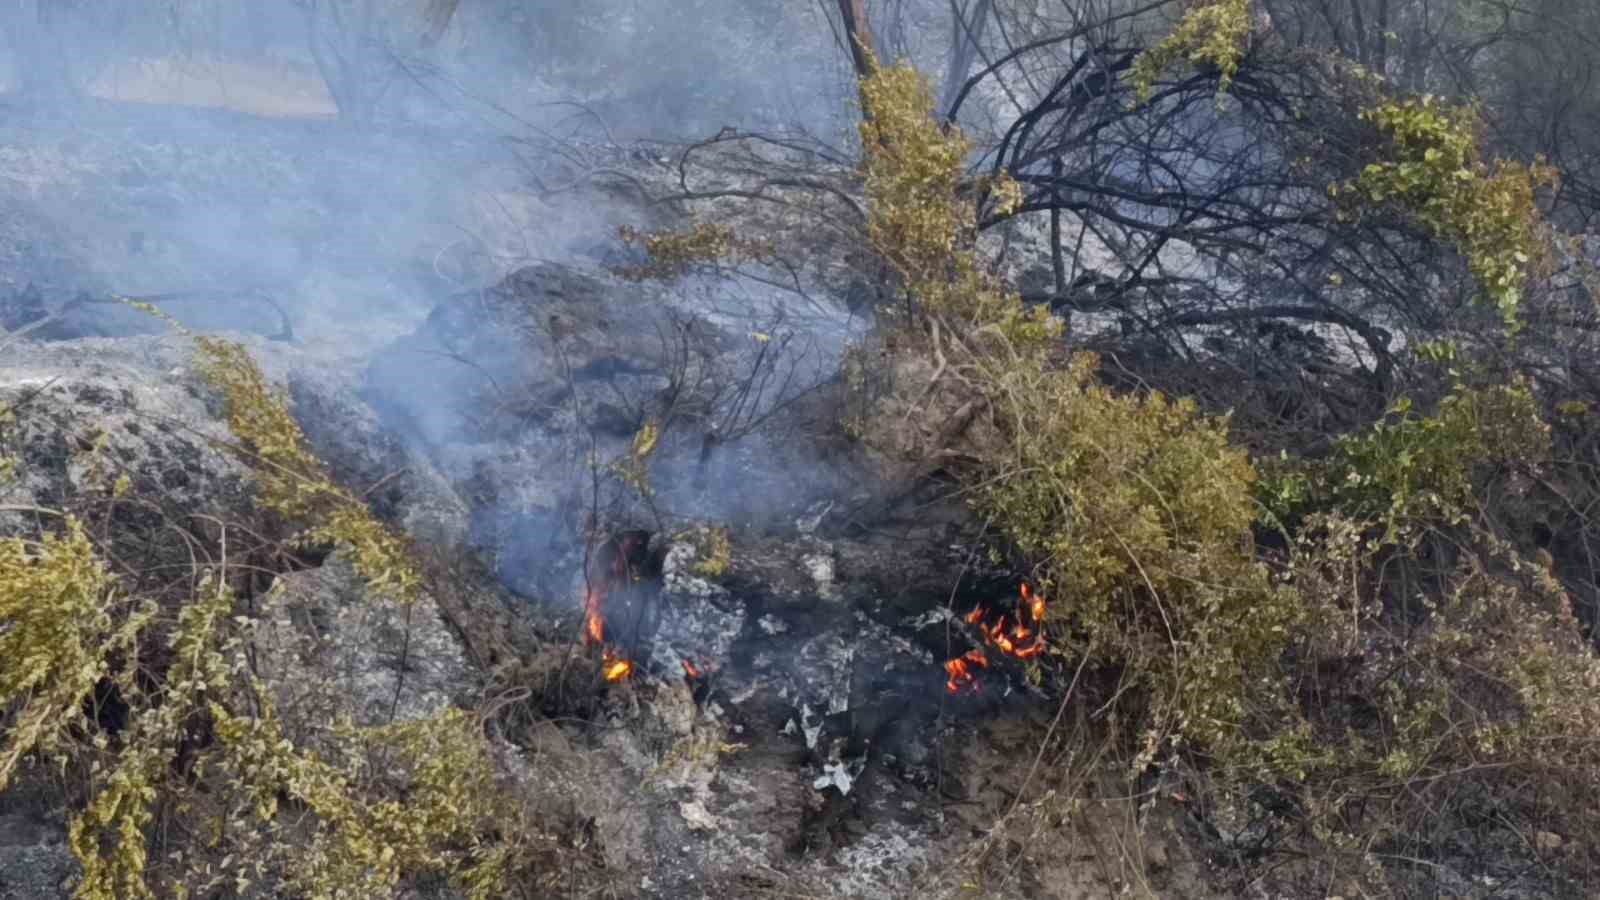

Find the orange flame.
xmin=682 ymin=658 xmax=702 ymax=680
xmin=602 ymin=654 xmax=634 ymax=682
xmin=1024 ymin=583 xmax=1045 ymax=623
xmin=943 ymin=584 xmax=1048 ymax=695
xmin=1012 ymin=639 xmax=1045 ymax=660
xmin=584 ymin=587 xmax=606 ymax=645
xmin=944 ymin=649 xmax=989 ymax=694
xmin=582 ymin=536 xmax=641 ymax=684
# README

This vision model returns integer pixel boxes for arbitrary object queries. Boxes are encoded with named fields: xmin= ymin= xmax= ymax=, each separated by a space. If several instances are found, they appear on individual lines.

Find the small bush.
xmin=1263 ymin=378 xmax=1550 ymax=542
xmin=2 ymin=325 xmax=553 ymax=898
xmin=0 ymin=517 xmax=154 ymax=794
xmin=1336 ymin=97 xmax=1557 ymax=327
xmin=973 ymin=350 xmax=1294 ymax=754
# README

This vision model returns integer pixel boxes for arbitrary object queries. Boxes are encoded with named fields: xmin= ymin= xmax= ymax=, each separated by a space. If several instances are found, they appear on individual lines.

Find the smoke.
xmin=0 ymin=1 xmax=904 ymax=613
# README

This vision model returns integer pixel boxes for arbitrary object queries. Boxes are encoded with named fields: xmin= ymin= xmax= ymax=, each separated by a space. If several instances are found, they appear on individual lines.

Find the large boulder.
xmin=365 ymin=262 xmax=697 ymax=451
xmin=0 ymin=332 xmax=491 ymax=898
xmin=0 ymin=333 xmax=466 ymax=547
xmin=364 ymin=263 xmax=729 ymax=598
xmin=0 ymin=335 xmax=252 ymax=536
xmin=363 ymin=263 xmax=870 ymax=602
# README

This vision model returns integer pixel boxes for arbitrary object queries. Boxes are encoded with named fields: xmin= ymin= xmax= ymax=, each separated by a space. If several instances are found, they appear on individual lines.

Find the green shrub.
xmin=973 ymin=351 xmax=1294 ymax=754
xmin=0 ymin=517 xmax=154 ymax=794
xmin=1 ymin=322 xmax=549 ymax=899
xmin=1128 ymin=0 xmax=1252 ymax=102
xmin=1336 ymin=97 xmax=1557 ymax=328
xmin=1263 ymin=379 xmax=1549 ymax=544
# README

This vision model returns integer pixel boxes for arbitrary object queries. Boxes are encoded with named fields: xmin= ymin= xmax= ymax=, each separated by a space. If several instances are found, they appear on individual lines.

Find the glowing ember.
xmin=1023 ymin=583 xmax=1045 ymax=623
xmin=681 ymin=658 xmax=702 ymax=680
xmin=944 ymin=649 xmax=989 ymax=694
xmin=943 ymin=584 xmax=1048 ymax=695
xmin=602 ymin=654 xmax=634 ymax=683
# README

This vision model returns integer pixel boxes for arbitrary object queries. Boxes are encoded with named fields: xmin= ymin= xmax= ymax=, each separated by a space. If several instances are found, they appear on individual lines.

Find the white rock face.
xmin=253 ymin=551 xmax=473 ymax=727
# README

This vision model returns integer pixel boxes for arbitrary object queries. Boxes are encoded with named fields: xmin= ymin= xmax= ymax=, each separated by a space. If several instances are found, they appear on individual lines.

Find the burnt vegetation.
xmin=4 ymin=0 xmax=1600 ymax=897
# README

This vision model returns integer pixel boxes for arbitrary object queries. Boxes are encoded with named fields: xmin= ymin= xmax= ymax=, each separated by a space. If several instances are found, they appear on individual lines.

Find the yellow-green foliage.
xmin=0 ymin=518 xmax=154 ymax=792
xmin=191 ymin=336 xmax=421 ymax=604
xmin=0 ymin=309 xmax=544 ymax=898
xmin=1233 ymin=369 xmax=1600 ymax=864
xmin=1390 ymin=554 xmax=1600 ymax=776
xmin=210 ymin=695 xmax=526 ymax=900
xmin=690 ymin=526 xmax=731 ymax=578
xmin=1249 ymin=527 xmax=1600 ymax=852
xmin=69 ymin=572 xmax=235 ymax=900
xmin=1340 ymin=381 xmax=1547 ymax=523
xmin=1335 ymin=97 xmax=1556 ymax=327
xmin=1129 ymin=0 xmax=1252 ymax=102
xmin=615 ymin=222 xmax=777 ymax=282
xmin=857 ymin=53 xmax=1058 ymax=346
xmin=1 ymin=402 xmax=20 ymax=483
xmin=1264 ymin=379 xmax=1550 ymax=543
xmin=610 ymin=420 xmax=660 ymax=500
xmin=973 ymin=352 xmax=1292 ymax=749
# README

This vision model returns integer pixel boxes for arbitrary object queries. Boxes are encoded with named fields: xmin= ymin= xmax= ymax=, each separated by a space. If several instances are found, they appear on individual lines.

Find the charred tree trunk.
xmin=836 ymin=0 xmax=877 ymax=85
xmin=1049 ymin=157 xmax=1068 ymax=333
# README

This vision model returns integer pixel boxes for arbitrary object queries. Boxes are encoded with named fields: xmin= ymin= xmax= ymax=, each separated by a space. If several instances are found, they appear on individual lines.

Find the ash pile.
xmin=359 ymin=262 xmax=1083 ymax=896
xmin=530 ymin=506 xmax=1056 ymax=894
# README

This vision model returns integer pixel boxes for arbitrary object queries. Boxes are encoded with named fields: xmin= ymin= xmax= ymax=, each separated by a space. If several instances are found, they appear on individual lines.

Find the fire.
xmin=681 ymin=658 xmax=702 ymax=680
xmin=602 ymin=652 xmax=634 ymax=683
xmin=584 ymin=587 xmax=606 ymax=645
xmin=582 ymin=531 xmax=648 ymax=685
xmin=1023 ymin=583 xmax=1045 ymax=623
xmin=944 ymin=649 xmax=989 ymax=694
xmin=1012 ymin=639 xmax=1045 ymax=660
xmin=943 ymin=584 xmax=1048 ymax=695
xmin=584 ymin=584 xmax=628 ymax=681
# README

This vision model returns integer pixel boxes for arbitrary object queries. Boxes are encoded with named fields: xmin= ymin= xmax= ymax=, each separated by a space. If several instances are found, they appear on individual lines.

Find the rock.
xmin=0 ymin=335 xmax=252 ymax=536
xmin=252 ymin=550 xmax=475 ymax=727
xmin=679 ymin=800 xmax=719 ymax=832
xmin=364 ymin=263 xmax=722 ymax=597
xmin=0 ymin=333 xmax=469 ymax=550
xmin=0 ymin=779 xmax=75 ymax=900
xmin=1536 ymin=831 xmax=1564 ymax=852
xmin=800 ymin=546 xmax=838 ymax=600
xmin=0 ymin=843 xmax=75 ymax=900
xmin=662 ymin=539 xmax=732 ymax=601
